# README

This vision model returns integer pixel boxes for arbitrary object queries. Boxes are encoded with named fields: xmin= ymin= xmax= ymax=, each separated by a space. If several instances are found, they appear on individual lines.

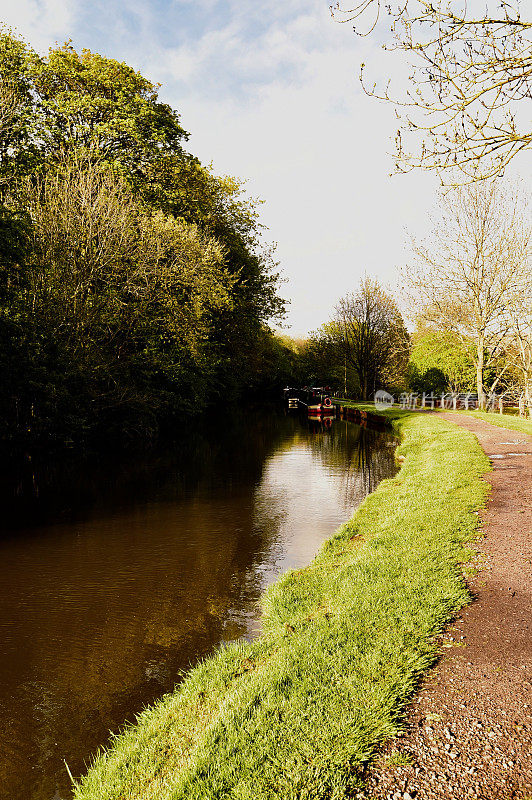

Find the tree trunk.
xmin=476 ymin=338 xmax=485 ymax=410
xmin=524 ymin=373 xmax=531 ymax=405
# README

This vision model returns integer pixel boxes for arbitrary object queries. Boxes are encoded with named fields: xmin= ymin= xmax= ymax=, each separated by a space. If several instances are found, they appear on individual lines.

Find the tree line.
xmin=2 ymin=3 xmax=531 ymax=449
xmin=0 ymin=33 xmax=286 ymax=448
xmin=302 ymin=0 xmax=532 ymax=409
xmin=299 ymin=182 xmax=532 ymax=408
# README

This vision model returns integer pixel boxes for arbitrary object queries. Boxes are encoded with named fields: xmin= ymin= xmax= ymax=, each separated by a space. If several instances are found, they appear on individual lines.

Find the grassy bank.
xmin=73 ymin=410 xmax=489 ymax=800
xmin=459 ymin=409 xmax=532 ymax=436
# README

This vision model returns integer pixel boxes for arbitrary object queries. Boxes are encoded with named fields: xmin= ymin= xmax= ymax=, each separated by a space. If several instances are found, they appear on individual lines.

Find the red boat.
xmin=297 ymin=387 xmax=336 ymax=418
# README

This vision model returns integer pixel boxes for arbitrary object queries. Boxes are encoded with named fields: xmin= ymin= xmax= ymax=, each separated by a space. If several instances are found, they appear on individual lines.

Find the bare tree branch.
xmin=331 ymin=1 xmax=532 ymax=181
xmin=334 ymin=277 xmax=409 ymax=398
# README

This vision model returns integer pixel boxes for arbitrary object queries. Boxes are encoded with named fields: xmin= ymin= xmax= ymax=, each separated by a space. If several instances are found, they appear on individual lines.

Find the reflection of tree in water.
xmin=0 ymin=506 xmax=272 ymax=800
xmin=0 ymin=410 xmax=300 ymax=530
xmin=303 ymin=418 xmax=398 ymax=511
xmin=0 ymin=410 xmax=300 ymax=800
xmin=0 ymin=410 xmax=396 ymax=800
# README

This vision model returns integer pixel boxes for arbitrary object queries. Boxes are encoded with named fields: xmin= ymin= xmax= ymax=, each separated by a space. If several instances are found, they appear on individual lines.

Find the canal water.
xmin=0 ymin=410 xmax=397 ymax=800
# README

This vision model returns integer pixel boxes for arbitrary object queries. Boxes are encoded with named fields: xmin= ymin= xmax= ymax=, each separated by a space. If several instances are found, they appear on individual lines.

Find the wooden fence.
xmin=397 ymin=392 xmax=532 ymax=417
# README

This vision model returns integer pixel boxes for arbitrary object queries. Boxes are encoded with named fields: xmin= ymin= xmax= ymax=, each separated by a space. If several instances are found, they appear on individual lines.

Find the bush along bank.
xmin=72 ymin=410 xmax=490 ymax=800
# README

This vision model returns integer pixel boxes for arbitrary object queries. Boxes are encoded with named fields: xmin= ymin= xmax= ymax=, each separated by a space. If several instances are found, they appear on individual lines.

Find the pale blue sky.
xmin=2 ymin=0 xmax=529 ymax=335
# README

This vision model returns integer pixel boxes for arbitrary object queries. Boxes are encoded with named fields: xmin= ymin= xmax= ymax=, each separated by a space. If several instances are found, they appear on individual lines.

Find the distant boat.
xmin=296 ymin=387 xmax=336 ymax=418
xmin=282 ymin=387 xmax=300 ymax=412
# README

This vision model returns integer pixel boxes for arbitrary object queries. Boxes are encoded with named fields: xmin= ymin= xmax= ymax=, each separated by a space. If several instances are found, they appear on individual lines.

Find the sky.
xmin=1 ymin=0 xmax=529 ymax=336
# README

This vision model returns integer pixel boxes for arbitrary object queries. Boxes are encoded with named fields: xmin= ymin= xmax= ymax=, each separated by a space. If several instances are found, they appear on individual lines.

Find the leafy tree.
xmin=334 ymin=278 xmax=409 ymax=399
xmin=144 ymin=154 xmax=285 ymax=392
xmin=405 ymin=182 xmax=531 ymax=407
xmin=2 ymin=157 xmax=237 ymax=441
xmin=408 ymin=324 xmax=476 ymax=393
xmin=243 ymin=330 xmax=305 ymax=399
xmin=28 ymin=41 xmax=187 ymax=174
xmin=0 ymin=33 xmax=285 ymax=447
xmin=0 ymin=32 xmax=37 ymax=183
xmin=408 ymin=365 xmax=448 ymax=396
xmin=300 ymin=323 xmax=358 ymax=395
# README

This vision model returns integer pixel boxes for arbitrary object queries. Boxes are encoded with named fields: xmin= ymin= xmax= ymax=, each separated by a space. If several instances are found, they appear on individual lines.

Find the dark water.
xmin=0 ymin=410 xmax=397 ymax=800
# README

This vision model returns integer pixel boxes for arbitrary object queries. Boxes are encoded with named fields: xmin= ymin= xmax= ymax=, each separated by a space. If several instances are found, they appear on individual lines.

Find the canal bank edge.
xmin=72 ymin=409 xmax=489 ymax=800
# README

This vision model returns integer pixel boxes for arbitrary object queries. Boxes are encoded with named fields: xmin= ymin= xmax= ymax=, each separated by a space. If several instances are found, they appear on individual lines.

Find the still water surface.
xmin=0 ymin=410 xmax=397 ymax=800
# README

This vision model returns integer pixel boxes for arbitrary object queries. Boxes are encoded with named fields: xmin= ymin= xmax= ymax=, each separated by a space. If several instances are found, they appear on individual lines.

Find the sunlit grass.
xmin=73 ymin=410 xmax=489 ymax=800
xmin=458 ymin=409 xmax=532 ymax=436
xmin=382 ymin=750 xmax=414 ymax=768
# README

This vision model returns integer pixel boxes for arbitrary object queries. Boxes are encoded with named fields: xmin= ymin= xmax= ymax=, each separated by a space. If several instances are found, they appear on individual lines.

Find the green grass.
xmin=458 ymin=409 xmax=532 ymax=436
xmin=381 ymin=750 xmax=414 ymax=768
xmin=335 ymin=397 xmax=532 ymax=436
xmin=73 ymin=410 xmax=489 ymax=800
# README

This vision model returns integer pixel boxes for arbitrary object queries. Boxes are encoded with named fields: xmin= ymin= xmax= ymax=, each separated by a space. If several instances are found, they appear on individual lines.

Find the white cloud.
xmin=139 ymin=1 xmax=439 ymax=333
xmin=0 ymin=0 xmax=76 ymax=51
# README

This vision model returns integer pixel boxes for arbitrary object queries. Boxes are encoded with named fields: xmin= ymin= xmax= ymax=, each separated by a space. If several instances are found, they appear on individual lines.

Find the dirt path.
xmin=361 ymin=413 xmax=532 ymax=800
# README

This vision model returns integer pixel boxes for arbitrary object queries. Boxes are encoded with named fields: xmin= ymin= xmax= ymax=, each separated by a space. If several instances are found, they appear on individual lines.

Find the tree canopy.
xmin=334 ymin=277 xmax=409 ymax=399
xmin=0 ymin=33 xmax=286 ymax=447
xmin=408 ymin=324 xmax=476 ymax=394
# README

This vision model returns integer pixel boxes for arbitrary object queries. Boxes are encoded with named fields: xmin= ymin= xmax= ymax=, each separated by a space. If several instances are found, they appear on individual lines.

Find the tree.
xmin=405 ymin=181 xmax=532 ymax=408
xmin=331 ymin=1 xmax=532 ymax=180
xmin=0 ymin=32 xmax=286 ymax=446
xmin=505 ymin=295 xmax=532 ymax=403
xmin=408 ymin=323 xmax=476 ymax=393
xmin=29 ymin=41 xmax=188 ymax=174
xmin=0 ymin=31 xmax=36 ymax=184
xmin=300 ymin=323 xmax=356 ymax=394
xmin=28 ymin=39 xmax=285 ymax=402
xmin=242 ymin=330 xmax=305 ymax=399
xmin=334 ymin=277 xmax=409 ymax=399
xmin=2 ymin=156 xmax=237 ymax=441
xmin=0 ymin=80 xmax=19 ymax=162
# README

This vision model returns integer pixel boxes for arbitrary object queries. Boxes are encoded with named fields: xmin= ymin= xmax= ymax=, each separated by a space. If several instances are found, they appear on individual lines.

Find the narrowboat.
xmin=298 ymin=387 xmax=336 ymax=418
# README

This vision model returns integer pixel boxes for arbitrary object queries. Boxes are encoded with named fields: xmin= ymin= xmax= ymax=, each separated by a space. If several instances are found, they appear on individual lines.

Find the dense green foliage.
xmin=244 ymin=331 xmax=306 ymax=398
xmin=0 ymin=34 xmax=285 ymax=446
xmin=299 ymin=323 xmax=356 ymax=394
xmin=406 ymin=324 xmax=515 ymax=396
xmin=408 ymin=326 xmax=476 ymax=394
xmin=73 ymin=410 xmax=489 ymax=799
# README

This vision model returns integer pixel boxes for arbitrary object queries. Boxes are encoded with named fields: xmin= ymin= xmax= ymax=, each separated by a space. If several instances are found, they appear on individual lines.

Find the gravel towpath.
xmin=361 ymin=413 xmax=532 ymax=800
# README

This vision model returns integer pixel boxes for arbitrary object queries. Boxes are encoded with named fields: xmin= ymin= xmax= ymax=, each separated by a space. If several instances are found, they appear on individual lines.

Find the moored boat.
xmin=297 ymin=387 xmax=336 ymax=418
xmin=282 ymin=387 xmax=300 ymax=412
